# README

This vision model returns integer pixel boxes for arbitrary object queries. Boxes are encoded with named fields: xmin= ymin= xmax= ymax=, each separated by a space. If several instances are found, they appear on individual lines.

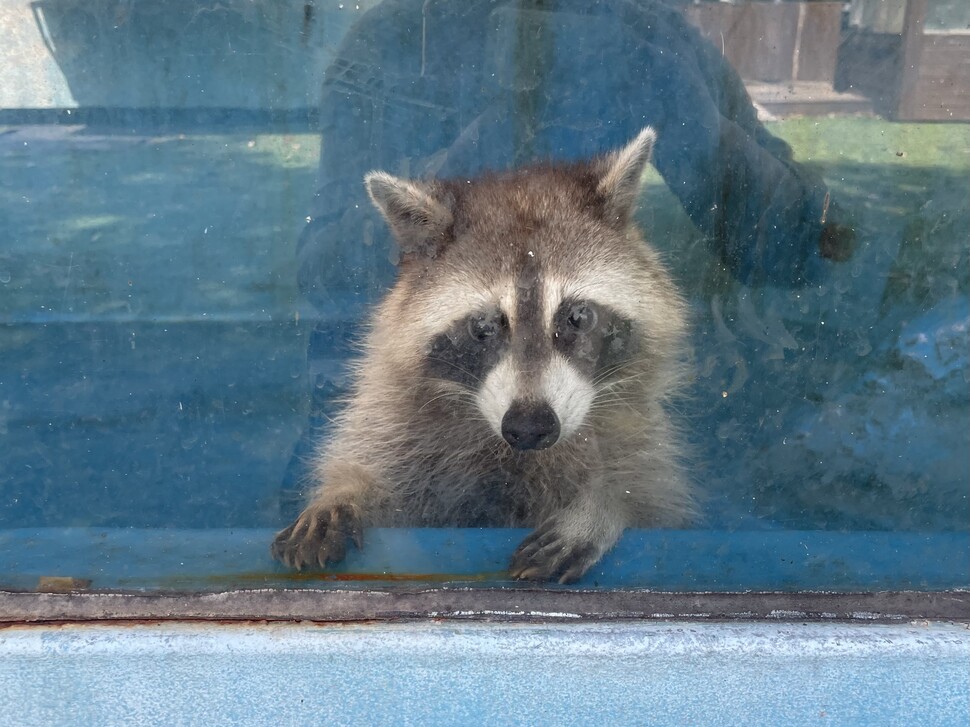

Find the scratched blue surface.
xmin=1 ymin=528 xmax=966 ymax=591
xmin=2 ymin=622 xmax=969 ymax=727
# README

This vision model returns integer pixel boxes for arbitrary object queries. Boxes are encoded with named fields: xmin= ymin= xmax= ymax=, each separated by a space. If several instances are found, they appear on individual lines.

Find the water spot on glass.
xmin=0 ymin=270 xmax=10 ymax=284
xmin=716 ymin=419 xmax=742 ymax=442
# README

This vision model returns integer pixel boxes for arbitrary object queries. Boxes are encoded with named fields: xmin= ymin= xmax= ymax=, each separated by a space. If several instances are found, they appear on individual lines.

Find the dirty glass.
xmin=1 ymin=0 xmax=967 ymax=595
xmin=926 ymin=0 xmax=970 ymax=32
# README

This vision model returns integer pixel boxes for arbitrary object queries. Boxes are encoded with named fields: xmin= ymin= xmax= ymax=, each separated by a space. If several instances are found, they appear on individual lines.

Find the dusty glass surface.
xmin=926 ymin=0 xmax=970 ymax=32
xmin=1 ymin=0 xmax=967 ymax=593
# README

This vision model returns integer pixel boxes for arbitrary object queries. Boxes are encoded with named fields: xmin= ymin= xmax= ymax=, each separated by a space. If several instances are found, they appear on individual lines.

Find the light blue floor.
xmin=2 ymin=621 xmax=967 ymax=726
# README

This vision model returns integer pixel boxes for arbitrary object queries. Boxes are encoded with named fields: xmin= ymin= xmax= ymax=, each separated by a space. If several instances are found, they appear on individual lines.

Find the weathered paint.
xmin=1 ymin=621 xmax=967 ymax=726
xmin=1 ymin=527 xmax=967 ymax=592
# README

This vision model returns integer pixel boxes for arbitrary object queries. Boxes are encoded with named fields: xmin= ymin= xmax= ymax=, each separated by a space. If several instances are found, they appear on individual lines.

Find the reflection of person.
xmin=283 ymin=0 xmax=854 ymax=502
xmin=299 ymin=0 xmax=853 ymax=308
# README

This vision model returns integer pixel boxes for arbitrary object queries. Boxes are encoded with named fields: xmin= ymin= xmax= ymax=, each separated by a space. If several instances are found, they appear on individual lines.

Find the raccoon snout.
xmin=501 ymin=400 xmax=560 ymax=451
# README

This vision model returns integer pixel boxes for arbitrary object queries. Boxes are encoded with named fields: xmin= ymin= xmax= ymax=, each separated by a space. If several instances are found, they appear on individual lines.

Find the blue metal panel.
xmin=1 ymin=622 xmax=968 ymax=726
xmin=1 ymin=527 xmax=967 ymax=591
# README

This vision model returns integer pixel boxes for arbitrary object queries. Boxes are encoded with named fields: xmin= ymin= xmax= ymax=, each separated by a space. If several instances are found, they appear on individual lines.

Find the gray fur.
xmin=272 ymin=127 xmax=696 ymax=583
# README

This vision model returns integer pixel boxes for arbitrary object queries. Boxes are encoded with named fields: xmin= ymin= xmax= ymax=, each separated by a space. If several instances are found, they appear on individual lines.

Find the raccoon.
xmin=271 ymin=128 xmax=695 ymax=583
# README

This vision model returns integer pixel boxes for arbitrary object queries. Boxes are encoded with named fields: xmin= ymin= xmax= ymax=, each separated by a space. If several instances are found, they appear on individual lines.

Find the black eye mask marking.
xmin=425 ymin=308 xmax=510 ymax=387
xmin=552 ymin=299 xmax=639 ymax=379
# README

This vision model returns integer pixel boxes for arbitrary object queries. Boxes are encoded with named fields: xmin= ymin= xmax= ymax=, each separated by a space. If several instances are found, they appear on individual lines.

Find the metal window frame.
xmin=2 ymin=588 xmax=968 ymax=625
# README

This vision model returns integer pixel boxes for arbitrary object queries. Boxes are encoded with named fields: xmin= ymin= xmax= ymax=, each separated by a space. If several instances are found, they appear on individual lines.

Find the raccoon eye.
xmin=468 ymin=311 xmax=505 ymax=341
xmin=566 ymin=302 xmax=597 ymax=332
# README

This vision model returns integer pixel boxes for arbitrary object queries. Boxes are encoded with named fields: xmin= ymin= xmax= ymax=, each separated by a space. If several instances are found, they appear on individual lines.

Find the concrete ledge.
xmin=2 ymin=589 xmax=968 ymax=624
xmin=746 ymin=80 xmax=875 ymax=117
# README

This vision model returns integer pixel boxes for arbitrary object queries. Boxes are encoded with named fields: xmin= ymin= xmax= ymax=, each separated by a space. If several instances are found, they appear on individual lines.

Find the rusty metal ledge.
xmin=1 ymin=589 xmax=968 ymax=625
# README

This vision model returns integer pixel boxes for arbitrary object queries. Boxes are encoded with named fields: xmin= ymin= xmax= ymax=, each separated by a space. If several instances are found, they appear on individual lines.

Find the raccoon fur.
xmin=271 ymin=128 xmax=696 ymax=583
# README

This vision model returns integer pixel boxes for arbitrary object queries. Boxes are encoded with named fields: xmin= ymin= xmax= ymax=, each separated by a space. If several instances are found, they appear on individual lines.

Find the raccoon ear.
xmin=595 ymin=127 xmax=656 ymax=226
xmin=364 ymin=171 xmax=453 ymax=261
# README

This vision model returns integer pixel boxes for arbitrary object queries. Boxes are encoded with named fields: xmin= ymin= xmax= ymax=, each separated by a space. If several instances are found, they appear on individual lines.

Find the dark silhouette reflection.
xmin=297 ymin=0 xmax=855 ymax=321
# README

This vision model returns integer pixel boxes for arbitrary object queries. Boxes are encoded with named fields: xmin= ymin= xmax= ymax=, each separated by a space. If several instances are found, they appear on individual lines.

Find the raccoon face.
xmin=424 ymin=305 xmax=567 ymax=450
xmin=366 ymin=128 xmax=675 ymax=451
xmin=416 ymin=288 xmax=642 ymax=450
xmin=471 ymin=296 xmax=641 ymax=451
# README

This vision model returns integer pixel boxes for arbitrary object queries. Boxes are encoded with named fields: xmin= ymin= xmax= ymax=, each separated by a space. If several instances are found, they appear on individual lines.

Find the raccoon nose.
xmin=501 ymin=400 xmax=560 ymax=451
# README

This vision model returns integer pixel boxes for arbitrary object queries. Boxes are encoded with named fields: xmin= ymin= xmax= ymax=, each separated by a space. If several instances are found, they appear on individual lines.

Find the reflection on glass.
xmin=926 ymin=0 xmax=970 ymax=32
xmin=0 ymin=0 xmax=967 ymax=593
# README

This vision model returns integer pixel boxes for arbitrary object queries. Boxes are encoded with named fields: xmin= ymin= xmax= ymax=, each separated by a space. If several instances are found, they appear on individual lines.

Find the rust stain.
xmin=36 ymin=576 xmax=93 ymax=593
xmin=199 ymin=570 xmax=508 ymax=584
xmin=113 ymin=570 xmax=511 ymax=589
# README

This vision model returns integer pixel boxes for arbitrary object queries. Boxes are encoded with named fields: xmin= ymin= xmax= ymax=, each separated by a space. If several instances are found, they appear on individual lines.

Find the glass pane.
xmin=2 ymin=0 xmax=967 ymax=595
xmin=926 ymin=0 xmax=970 ymax=32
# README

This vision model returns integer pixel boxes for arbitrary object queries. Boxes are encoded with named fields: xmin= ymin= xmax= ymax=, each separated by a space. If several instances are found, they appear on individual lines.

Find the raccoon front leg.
xmin=271 ymin=502 xmax=363 ymax=570
xmin=271 ymin=460 xmax=374 ymax=570
xmin=509 ymin=492 xmax=627 ymax=584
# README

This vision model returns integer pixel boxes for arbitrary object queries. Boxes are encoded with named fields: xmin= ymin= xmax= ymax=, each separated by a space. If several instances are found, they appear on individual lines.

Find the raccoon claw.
xmin=270 ymin=504 xmax=363 ymax=571
xmin=509 ymin=524 xmax=601 ymax=584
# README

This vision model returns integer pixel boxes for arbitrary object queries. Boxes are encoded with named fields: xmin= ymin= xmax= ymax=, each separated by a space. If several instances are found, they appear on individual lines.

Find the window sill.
xmin=1 ymin=528 xmax=967 ymax=623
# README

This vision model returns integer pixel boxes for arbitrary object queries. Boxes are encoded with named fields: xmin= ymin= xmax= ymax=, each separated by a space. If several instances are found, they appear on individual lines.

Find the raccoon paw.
xmin=270 ymin=503 xmax=363 ymax=571
xmin=509 ymin=523 xmax=603 ymax=584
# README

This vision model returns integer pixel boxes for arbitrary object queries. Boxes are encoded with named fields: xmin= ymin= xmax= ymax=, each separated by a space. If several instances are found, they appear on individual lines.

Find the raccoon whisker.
xmin=591 ymin=388 xmax=645 ymax=404
xmin=587 ymin=403 xmax=642 ymax=418
xmin=592 ymin=359 xmax=640 ymax=382
xmin=597 ymin=375 xmax=666 ymax=399
xmin=590 ymin=402 xmax=643 ymax=421
xmin=403 ymin=385 xmax=494 ymax=436
xmin=423 ymin=357 xmax=487 ymax=386
xmin=591 ymin=385 xmax=646 ymax=403
xmin=592 ymin=369 xmax=647 ymax=390
xmin=411 ymin=374 xmax=470 ymax=390
xmin=592 ymin=359 xmax=658 ymax=387
xmin=409 ymin=376 xmax=477 ymax=399
xmin=589 ymin=395 xmax=648 ymax=418
xmin=415 ymin=392 xmax=461 ymax=414
xmin=412 ymin=384 xmax=473 ymax=412
xmin=595 ymin=380 xmax=647 ymax=398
